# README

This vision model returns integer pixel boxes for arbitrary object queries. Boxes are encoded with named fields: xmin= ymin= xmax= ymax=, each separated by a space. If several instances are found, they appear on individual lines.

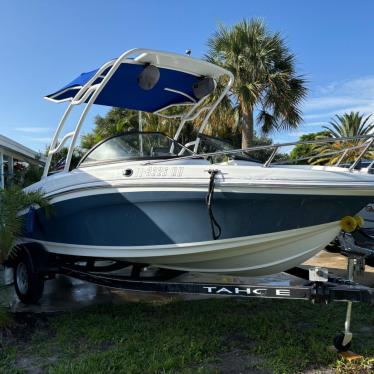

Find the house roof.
xmin=0 ymin=135 xmax=46 ymax=164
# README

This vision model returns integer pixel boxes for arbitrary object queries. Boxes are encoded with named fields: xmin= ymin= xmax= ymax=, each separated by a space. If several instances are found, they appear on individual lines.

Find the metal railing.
xmin=144 ymin=134 xmax=374 ymax=172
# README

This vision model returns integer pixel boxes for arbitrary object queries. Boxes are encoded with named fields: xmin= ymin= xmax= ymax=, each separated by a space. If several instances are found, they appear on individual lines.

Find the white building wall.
xmin=0 ymin=135 xmax=45 ymax=188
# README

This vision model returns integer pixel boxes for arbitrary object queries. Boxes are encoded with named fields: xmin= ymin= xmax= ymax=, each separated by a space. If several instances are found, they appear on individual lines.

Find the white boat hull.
xmin=24 ymin=221 xmax=340 ymax=276
xmin=21 ymin=161 xmax=374 ymax=276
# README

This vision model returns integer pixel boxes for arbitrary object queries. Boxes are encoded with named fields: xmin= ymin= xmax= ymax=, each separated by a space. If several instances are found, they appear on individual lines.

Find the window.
xmin=80 ymin=132 xmax=192 ymax=165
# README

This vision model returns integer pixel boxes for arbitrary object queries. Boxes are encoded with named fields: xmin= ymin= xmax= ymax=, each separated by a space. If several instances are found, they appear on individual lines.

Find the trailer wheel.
xmin=13 ymin=251 xmax=45 ymax=304
xmin=333 ymin=332 xmax=352 ymax=352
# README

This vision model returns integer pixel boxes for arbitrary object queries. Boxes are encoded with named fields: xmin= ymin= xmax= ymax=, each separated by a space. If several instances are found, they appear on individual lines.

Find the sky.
xmin=1 ymin=0 xmax=374 ymax=152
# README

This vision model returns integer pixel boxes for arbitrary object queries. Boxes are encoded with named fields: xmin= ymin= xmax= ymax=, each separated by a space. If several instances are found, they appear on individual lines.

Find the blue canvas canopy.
xmin=46 ymin=61 xmax=203 ymax=113
xmin=41 ymin=49 xmax=233 ymax=175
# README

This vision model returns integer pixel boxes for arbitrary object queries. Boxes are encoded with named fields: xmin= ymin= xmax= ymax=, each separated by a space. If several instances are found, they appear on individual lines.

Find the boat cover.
xmin=46 ymin=62 xmax=202 ymax=112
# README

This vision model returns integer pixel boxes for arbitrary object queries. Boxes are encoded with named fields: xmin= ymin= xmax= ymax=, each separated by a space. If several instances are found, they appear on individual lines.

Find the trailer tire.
xmin=13 ymin=251 xmax=45 ymax=304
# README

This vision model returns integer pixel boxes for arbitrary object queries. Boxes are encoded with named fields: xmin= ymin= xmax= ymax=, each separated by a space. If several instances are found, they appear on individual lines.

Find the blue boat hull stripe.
xmin=22 ymin=191 xmax=372 ymax=247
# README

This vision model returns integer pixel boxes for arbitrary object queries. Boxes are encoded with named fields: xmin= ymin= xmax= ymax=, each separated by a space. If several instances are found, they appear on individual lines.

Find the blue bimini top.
xmin=45 ymin=61 xmax=203 ymax=113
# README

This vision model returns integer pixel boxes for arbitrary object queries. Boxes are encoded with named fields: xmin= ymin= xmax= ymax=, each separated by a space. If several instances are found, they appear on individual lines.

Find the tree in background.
xmin=81 ymin=108 xmax=139 ymax=150
xmin=289 ymin=131 xmax=330 ymax=163
xmin=13 ymin=161 xmax=44 ymax=188
xmin=206 ymin=18 xmax=307 ymax=149
xmin=80 ymin=107 xmax=205 ymax=151
xmin=311 ymin=112 xmax=374 ymax=165
xmin=43 ymin=146 xmax=83 ymax=173
xmin=77 ymin=103 xmax=290 ymax=165
xmin=325 ymin=112 xmax=374 ymax=138
xmin=77 ymin=19 xmax=308 ymax=155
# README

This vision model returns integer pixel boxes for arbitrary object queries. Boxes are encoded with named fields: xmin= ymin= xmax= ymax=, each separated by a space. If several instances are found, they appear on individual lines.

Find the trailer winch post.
xmin=343 ymin=258 xmax=355 ymax=345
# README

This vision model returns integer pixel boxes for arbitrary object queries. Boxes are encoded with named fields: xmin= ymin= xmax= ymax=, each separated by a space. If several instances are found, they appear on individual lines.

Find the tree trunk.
xmin=241 ymin=103 xmax=254 ymax=149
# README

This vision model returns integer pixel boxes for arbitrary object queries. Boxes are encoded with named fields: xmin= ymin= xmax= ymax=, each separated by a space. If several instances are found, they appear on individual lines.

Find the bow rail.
xmin=144 ymin=134 xmax=374 ymax=171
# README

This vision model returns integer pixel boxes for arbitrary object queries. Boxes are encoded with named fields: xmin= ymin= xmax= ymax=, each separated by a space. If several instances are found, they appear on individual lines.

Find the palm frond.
xmin=206 ymin=18 xmax=306 ymax=145
xmin=315 ymin=111 xmax=374 ymax=164
xmin=0 ymin=186 xmax=49 ymax=263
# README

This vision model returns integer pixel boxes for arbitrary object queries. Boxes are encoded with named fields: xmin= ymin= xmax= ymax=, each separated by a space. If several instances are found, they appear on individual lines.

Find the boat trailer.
xmin=57 ymin=258 xmax=372 ymax=352
xmin=5 ymin=236 xmax=374 ymax=353
xmin=59 ymin=263 xmax=373 ymax=306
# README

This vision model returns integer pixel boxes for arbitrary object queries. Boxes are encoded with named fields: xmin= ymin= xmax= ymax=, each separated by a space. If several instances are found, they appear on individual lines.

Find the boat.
xmin=20 ymin=48 xmax=374 ymax=276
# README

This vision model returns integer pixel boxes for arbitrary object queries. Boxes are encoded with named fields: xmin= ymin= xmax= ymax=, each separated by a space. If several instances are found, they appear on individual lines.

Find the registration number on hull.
xmin=134 ymin=166 xmax=184 ymax=178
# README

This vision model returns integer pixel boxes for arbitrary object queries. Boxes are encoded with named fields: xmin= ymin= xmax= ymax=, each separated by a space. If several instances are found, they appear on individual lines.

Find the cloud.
xmin=303 ymin=121 xmax=326 ymax=127
xmin=285 ymin=131 xmax=308 ymax=138
xmin=303 ymin=97 xmax=371 ymax=112
xmin=315 ymin=81 xmax=339 ymax=95
xmin=15 ymin=126 xmax=52 ymax=133
xmin=342 ymin=77 xmax=374 ymax=95
xmin=278 ymin=78 xmax=374 ymax=142
xmin=272 ymin=76 xmax=374 ymax=141
xmin=29 ymin=137 xmax=52 ymax=143
xmin=304 ymin=76 xmax=374 ymax=122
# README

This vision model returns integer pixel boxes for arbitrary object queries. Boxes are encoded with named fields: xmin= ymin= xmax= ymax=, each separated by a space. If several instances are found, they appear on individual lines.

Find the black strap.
xmin=206 ymin=169 xmax=222 ymax=240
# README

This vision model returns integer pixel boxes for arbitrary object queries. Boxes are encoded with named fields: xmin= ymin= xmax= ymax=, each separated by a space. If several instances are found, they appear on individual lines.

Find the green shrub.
xmin=0 ymin=186 xmax=49 ymax=263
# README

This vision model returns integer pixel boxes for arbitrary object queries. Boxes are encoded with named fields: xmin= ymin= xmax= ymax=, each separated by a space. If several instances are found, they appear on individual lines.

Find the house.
xmin=0 ymin=135 xmax=46 ymax=188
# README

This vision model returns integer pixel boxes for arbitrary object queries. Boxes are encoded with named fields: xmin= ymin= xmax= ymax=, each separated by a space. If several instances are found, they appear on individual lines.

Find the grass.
xmin=0 ymin=298 xmax=373 ymax=373
xmin=0 ymin=306 xmax=12 ymax=329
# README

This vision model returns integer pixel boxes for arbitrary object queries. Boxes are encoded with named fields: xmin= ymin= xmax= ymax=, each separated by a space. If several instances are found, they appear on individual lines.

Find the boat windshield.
xmin=198 ymin=134 xmax=260 ymax=162
xmin=80 ymin=132 xmax=192 ymax=165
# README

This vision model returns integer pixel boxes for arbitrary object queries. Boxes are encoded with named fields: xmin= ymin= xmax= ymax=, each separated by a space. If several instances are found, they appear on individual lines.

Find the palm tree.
xmin=0 ymin=187 xmax=49 ymax=263
xmin=311 ymin=112 xmax=374 ymax=165
xmin=206 ymin=18 xmax=307 ymax=149
xmin=323 ymin=112 xmax=374 ymax=138
xmin=81 ymin=108 xmax=139 ymax=150
xmin=192 ymin=85 xmax=240 ymax=143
